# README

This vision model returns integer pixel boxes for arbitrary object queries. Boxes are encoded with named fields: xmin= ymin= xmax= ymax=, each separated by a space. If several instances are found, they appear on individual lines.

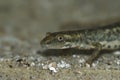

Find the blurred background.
xmin=0 ymin=0 xmax=120 ymax=54
xmin=0 ymin=1 xmax=120 ymax=79
xmin=0 ymin=0 xmax=120 ymax=40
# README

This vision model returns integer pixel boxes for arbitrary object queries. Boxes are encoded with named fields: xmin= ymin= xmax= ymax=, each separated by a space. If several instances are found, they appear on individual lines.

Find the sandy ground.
xmin=0 ymin=27 xmax=120 ymax=80
xmin=0 ymin=0 xmax=120 ymax=80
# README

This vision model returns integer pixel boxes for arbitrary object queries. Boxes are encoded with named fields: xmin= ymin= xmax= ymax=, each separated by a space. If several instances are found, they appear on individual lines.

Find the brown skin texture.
xmin=40 ymin=22 xmax=120 ymax=64
xmin=40 ymin=22 xmax=120 ymax=50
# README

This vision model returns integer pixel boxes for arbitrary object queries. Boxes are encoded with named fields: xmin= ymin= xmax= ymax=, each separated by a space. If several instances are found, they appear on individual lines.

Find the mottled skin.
xmin=40 ymin=22 xmax=120 ymax=64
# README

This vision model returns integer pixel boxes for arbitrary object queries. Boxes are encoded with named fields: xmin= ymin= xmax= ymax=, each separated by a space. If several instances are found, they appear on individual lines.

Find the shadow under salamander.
xmin=37 ymin=48 xmax=118 ymax=57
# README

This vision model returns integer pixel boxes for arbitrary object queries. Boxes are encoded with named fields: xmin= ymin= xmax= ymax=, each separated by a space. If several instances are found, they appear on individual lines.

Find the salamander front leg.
xmin=86 ymin=42 xmax=102 ymax=65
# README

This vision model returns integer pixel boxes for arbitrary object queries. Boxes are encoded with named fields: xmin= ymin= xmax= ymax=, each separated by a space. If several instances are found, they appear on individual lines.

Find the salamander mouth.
xmin=40 ymin=43 xmax=47 ymax=49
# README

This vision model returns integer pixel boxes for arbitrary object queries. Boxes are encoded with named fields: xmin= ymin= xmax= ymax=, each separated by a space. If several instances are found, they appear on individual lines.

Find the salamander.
xmin=40 ymin=22 xmax=120 ymax=64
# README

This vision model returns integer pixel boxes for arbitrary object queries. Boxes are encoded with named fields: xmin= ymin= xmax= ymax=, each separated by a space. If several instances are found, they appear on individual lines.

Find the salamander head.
xmin=40 ymin=31 xmax=81 ymax=49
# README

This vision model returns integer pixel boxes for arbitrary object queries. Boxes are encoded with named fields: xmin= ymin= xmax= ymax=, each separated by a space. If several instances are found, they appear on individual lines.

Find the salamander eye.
xmin=57 ymin=36 xmax=64 ymax=41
